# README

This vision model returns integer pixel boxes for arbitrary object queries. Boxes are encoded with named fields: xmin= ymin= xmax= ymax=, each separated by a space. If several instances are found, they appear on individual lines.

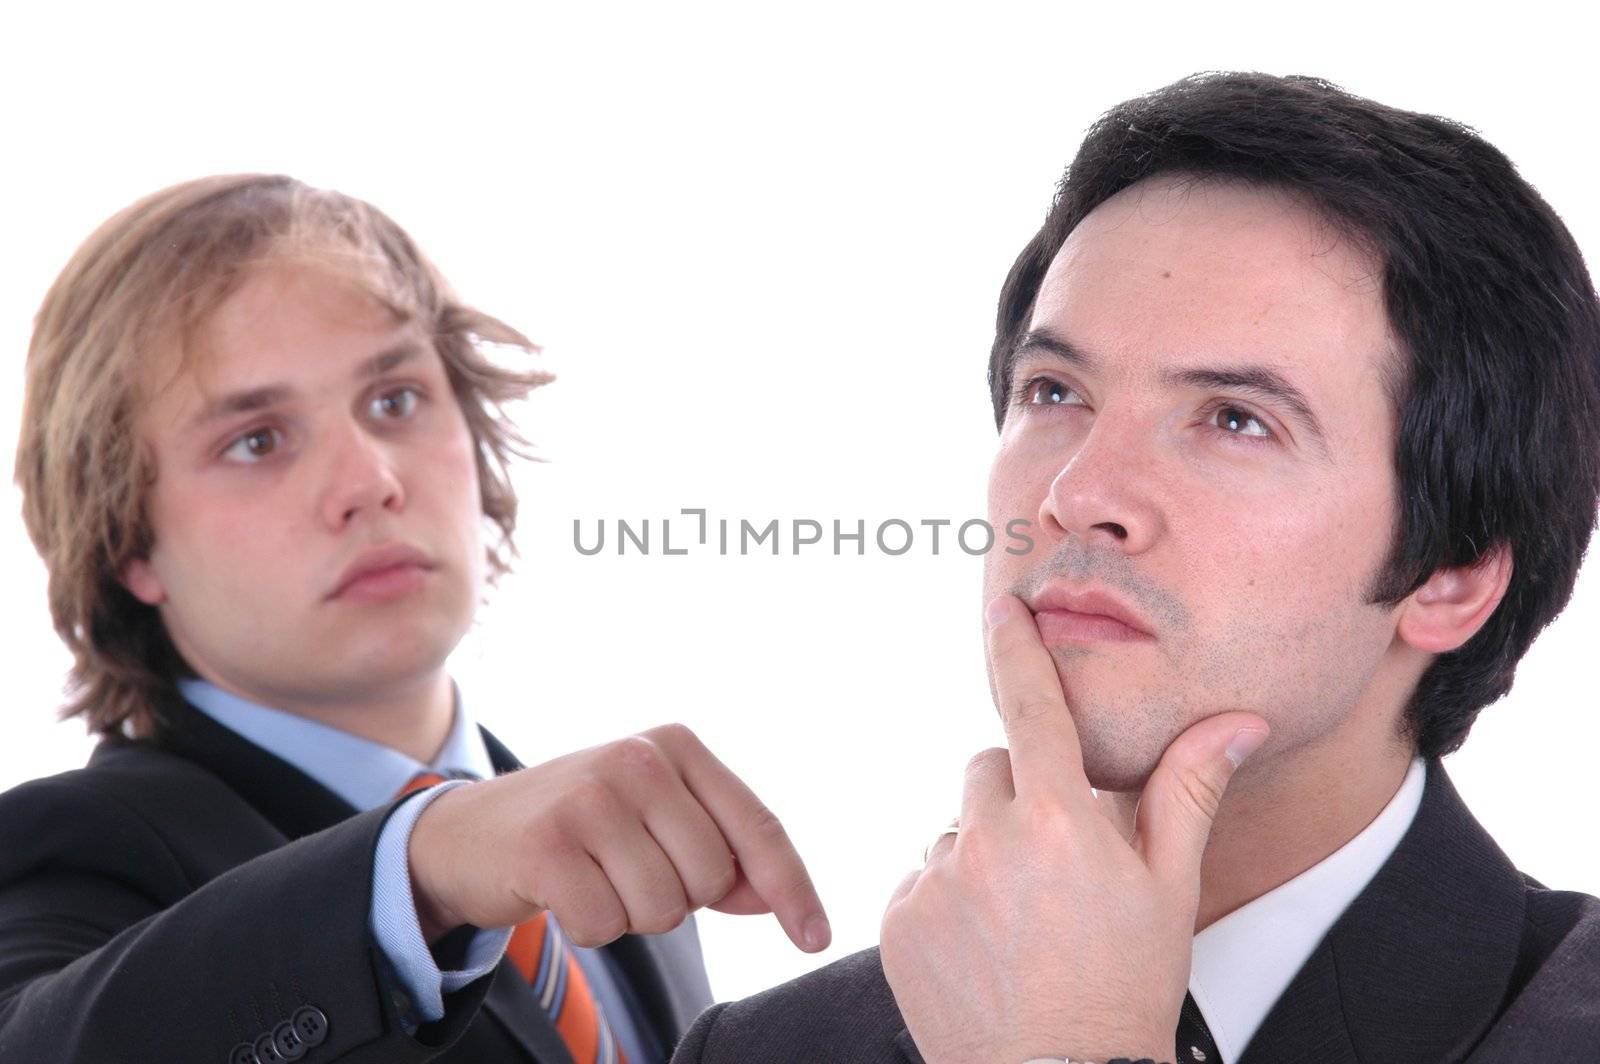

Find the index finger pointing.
xmin=985 ymin=594 xmax=1090 ymax=804
xmin=648 ymin=724 xmax=832 ymax=953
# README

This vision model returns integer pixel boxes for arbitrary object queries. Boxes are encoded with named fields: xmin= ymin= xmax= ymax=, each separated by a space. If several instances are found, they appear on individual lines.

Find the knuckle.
xmin=964 ymin=747 xmax=1009 ymax=778
xmin=743 ymin=801 xmax=789 ymax=845
xmin=989 ymin=627 xmax=1032 ymax=665
xmin=1175 ymin=768 xmax=1229 ymax=819
xmin=951 ymin=829 xmax=989 ymax=872
xmin=568 ymin=775 xmax=625 ymax=822
xmin=1007 ymin=690 xmax=1059 ymax=726
xmin=512 ymin=825 xmax=565 ymax=884
xmin=644 ymin=721 xmax=697 ymax=751
xmin=712 ymin=854 xmax=740 ymax=897
xmin=880 ymin=878 xmax=922 ymax=934
xmin=597 ymin=908 xmax=630 ymax=944
xmin=636 ymin=900 xmax=689 ymax=936
xmin=925 ymin=838 xmax=956 ymax=869
xmin=563 ymin=927 xmax=599 ymax=948
xmin=773 ymin=866 xmax=817 ymax=908
xmin=688 ymin=857 xmax=738 ymax=908
xmin=604 ymin=735 xmax=670 ymax=780
xmin=1021 ymin=798 xmax=1072 ymax=841
xmin=879 ymin=903 xmax=907 ymax=944
xmin=569 ymin=904 xmax=628 ymax=948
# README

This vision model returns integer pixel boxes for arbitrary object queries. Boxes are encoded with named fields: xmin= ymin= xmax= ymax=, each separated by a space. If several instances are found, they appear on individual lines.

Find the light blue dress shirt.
xmin=179 ymin=678 xmax=661 ymax=1064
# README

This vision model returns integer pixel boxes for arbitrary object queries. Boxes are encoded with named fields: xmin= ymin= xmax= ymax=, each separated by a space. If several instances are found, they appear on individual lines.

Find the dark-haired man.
xmin=671 ymin=74 xmax=1600 ymax=1063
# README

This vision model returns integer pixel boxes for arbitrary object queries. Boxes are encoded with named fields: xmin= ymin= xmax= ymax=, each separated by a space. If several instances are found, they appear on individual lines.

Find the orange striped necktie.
xmin=399 ymin=773 xmax=628 ymax=1064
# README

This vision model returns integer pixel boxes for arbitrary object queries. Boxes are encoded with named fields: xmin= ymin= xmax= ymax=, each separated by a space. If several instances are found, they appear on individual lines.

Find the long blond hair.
xmin=16 ymin=174 xmax=550 ymax=736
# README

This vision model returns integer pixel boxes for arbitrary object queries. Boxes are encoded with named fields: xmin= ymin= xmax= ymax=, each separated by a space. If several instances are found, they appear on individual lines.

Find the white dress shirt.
xmin=1187 ymin=756 xmax=1426 ymax=1063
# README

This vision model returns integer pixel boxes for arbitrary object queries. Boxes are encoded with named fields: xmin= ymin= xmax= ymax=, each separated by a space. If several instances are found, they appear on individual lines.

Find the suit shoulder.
xmin=0 ymin=740 xmax=273 ymax=891
xmin=1516 ymin=881 xmax=1600 ymax=977
xmin=1496 ymin=884 xmax=1600 ymax=1030
xmin=0 ymin=738 xmax=246 ymax=828
xmin=677 ymin=947 xmax=907 ymax=1064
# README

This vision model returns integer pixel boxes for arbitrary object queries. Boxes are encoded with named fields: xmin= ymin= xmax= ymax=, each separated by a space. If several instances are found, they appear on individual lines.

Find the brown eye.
xmin=222 ymin=427 xmax=282 ymax=463
xmin=1213 ymin=405 xmax=1271 ymax=438
xmin=1027 ymin=378 xmax=1080 ymax=406
xmin=369 ymin=387 xmax=420 ymax=420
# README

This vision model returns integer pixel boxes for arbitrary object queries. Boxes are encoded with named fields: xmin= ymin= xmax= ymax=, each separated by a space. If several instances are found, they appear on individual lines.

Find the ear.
xmin=118 ymin=555 xmax=167 ymax=607
xmin=1394 ymin=543 xmax=1513 ymax=654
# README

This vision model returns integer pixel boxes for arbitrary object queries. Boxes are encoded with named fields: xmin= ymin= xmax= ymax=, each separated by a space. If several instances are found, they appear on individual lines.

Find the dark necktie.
xmin=1176 ymin=991 xmax=1223 ymax=1064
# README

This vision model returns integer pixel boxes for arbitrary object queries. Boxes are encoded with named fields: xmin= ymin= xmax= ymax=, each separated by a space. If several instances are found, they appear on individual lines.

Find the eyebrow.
xmin=1008 ymin=328 xmax=1329 ymax=451
xmin=183 ymin=340 xmax=430 ymax=433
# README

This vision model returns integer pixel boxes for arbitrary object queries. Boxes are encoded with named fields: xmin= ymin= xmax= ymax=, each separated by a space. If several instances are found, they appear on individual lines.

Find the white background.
xmin=3 ymin=3 xmax=1596 ymax=1005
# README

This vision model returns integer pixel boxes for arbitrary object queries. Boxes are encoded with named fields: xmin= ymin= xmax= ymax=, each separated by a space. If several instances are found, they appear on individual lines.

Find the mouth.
xmin=1026 ymin=583 xmax=1154 ymax=645
xmin=328 ymin=544 xmax=436 ymax=603
xmin=1032 ymin=608 xmax=1152 ymax=644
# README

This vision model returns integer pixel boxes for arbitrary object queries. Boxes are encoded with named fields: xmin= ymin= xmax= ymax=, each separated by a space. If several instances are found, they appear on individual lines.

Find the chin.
xmin=333 ymin=619 xmax=463 ymax=682
xmin=1080 ymin=753 xmax=1161 ymax=794
xmin=1066 ymin=693 xmax=1185 ymax=794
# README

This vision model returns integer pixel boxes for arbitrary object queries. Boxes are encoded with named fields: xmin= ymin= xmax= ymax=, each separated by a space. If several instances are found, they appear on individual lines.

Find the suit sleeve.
xmin=370 ymin=780 xmax=511 ymax=1029
xmin=0 ymin=775 xmax=492 ymax=1063
xmin=669 ymin=1002 xmax=730 ymax=1063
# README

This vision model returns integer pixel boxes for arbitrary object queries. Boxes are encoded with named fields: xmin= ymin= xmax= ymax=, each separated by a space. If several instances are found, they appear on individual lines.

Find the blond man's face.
xmin=121 ymin=263 xmax=486 ymax=712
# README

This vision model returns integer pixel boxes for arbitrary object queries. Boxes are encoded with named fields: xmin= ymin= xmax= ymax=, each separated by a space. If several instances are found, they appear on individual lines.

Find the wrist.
xmin=406 ymin=788 xmax=469 ymax=944
xmin=412 ymin=883 xmax=463 ymax=945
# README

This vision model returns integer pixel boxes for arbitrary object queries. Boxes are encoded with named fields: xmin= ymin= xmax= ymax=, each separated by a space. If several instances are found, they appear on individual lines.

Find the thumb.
xmin=1134 ymin=712 xmax=1269 ymax=894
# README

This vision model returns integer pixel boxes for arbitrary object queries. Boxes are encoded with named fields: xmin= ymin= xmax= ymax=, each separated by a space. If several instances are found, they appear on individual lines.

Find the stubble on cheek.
xmin=1049 ymin=641 xmax=1201 ymax=792
xmin=993 ymin=539 xmax=1203 ymax=790
xmin=1045 ymin=570 xmax=1366 ymax=791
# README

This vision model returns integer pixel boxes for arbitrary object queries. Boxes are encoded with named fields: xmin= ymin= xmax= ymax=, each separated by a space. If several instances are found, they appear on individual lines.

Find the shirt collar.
xmin=177 ymin=676 xmax=496 ymax=812
xmin=1188 ymin=756 xmax=1427 ymax=1064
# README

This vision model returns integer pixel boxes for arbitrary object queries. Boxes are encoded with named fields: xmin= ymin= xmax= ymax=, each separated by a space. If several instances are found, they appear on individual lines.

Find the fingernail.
xmin=1225 ymin=728 xmax=1268 ymax=767
xmin=803 ymin=914 xmax=831 ymax=952
xmin=985 ymin=596 xmax=1017 ymax=627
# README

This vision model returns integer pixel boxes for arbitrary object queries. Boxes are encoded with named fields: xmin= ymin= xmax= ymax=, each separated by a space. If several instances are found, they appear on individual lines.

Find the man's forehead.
xmin=1067 ymin=173 xmax=1360 ymax=251
xmin=1044 ymin=180 xmax=1381 ymax=309
xmin=136 ymin=265 xmax=428 ymax=425
xmin=202 ymin=263 xmax=411 ymax=358
xmin=1026 ymin=182 xmax=1391 ymax=376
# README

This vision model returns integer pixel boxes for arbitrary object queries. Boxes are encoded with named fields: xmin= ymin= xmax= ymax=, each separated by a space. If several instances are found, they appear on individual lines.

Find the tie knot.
xmin=395 ymin=772 xmax=450 ymax=799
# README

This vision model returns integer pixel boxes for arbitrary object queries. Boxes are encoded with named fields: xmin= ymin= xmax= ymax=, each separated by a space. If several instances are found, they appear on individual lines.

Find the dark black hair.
xmin=989 ymin=72 xmax=1600 ymax=758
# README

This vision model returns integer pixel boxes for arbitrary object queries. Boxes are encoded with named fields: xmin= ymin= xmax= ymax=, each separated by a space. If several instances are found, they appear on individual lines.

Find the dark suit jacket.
xmin=672 ymin=759 xmax=1600 ymax=1064
xmin=0 ymin=694 xmax=713 ymax=1063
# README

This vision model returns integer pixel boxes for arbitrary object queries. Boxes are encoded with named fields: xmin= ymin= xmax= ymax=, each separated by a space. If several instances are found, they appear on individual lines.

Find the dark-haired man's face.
xmin=983 ymin=175 xmax=1421 ymax=792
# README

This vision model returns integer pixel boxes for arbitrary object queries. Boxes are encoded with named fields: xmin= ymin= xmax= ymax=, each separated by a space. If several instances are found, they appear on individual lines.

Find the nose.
xmin=318 ymin=419 xmax=405 ymax=530
xmin=1036 ymin=413 xmax=1164 ymax=556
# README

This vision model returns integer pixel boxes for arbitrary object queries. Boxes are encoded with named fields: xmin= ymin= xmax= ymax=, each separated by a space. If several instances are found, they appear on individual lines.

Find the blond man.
xmin=2 ymin=175 xmax=828 ymax=1064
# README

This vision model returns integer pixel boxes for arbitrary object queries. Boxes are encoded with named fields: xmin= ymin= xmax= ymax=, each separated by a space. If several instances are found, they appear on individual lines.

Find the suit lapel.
xmin=1239 ymin=758 xmax=1526 ymax=1063
xmin=480 ymin=957 xmax=579 ymax=1064
xmin=478 ymin=724 xmax=524 ymax=777
xmin=146 ymin=691 xmax=359 ymax=838
xmin=606 ymin=927 xmax=715 ymax=1047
